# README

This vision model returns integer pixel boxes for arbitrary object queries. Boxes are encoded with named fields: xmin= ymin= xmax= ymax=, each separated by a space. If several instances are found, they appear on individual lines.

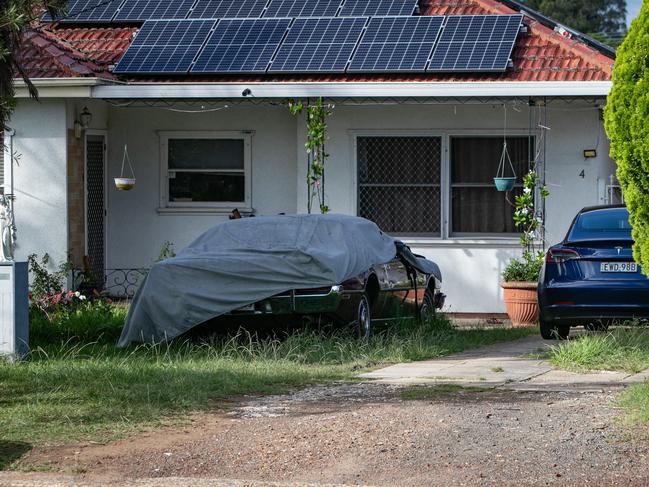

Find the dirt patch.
xmin=9 ymin=382 xmax=649 ymax=486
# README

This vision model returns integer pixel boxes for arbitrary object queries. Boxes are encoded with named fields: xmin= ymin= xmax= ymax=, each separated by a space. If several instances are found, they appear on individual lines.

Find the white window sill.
xmin=402 ymin=237 xmax=522 ymax=249
xmin=157 ymin=207 xmax=253 ymax=216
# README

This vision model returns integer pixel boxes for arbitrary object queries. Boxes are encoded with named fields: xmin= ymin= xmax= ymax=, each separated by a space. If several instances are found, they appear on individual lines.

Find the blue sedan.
xmin=538 ymin=205 xmax=649 ymax=339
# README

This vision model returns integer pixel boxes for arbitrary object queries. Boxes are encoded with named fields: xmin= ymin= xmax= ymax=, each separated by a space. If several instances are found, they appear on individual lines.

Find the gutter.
xmin=13 ymin=77 xmax=121 ymax=98
xmin=92 ymin=81 xmax=613 ymax=100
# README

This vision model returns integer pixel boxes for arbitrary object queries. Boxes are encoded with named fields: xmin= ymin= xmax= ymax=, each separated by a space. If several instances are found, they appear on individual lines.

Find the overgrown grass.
xmin=0 ymin=307 xmax=534 ymax=453
xmin=547 ymin=327 xmax=649 ymax=425
xmin=548 ymin=327 xmax=649 ymax=373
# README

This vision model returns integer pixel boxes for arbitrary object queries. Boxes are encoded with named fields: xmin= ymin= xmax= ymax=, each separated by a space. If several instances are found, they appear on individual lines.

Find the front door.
xmin=85 ymin=134 xmax=106 ymax=288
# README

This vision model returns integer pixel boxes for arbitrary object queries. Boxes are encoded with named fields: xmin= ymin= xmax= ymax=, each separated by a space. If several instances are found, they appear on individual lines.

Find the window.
xmin=358 ymin=136 xmax=442 ymax=236
xmin=356 ymin=134 xmax=534 ymax=239
xmin=451 ymin=136 xmax=530 ymax=235
xmin=160 ymin=132 xmax=251 ymax=209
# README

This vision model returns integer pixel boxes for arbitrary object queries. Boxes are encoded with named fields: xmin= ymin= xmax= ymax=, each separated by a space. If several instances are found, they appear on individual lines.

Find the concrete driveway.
xmin=361 ymin=334 xmax=649 ymax=392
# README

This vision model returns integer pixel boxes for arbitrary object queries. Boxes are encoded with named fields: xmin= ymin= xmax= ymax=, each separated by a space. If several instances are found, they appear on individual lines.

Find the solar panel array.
xmin=193 ymin=18 xmax=291 ymax=73
xmin=114 ymin=14 xmax=522 ymax=74
xmin=264 ymin=0 xmax=341 ymax=18
xmin=46 ymin=0 xmax=420 ymax=22
xmin=114 ymin=19 xmax=216 ymax=73
xmin=348 ymin=16 xmax=444 ymax=73
xmin=429 ymin=15 xmax=522 ymax=71
xmin=114 ymin=0 xmax=194 ymax=22
xmin=189 ymin=0 xmax=269 ymax=19
xmin=339 ymin=0 xmax=418 ymax=17
xmin=269 ymin=17 xmax=367 ymax=72
xmin=43 ymin=0 xmax=122 ymax=22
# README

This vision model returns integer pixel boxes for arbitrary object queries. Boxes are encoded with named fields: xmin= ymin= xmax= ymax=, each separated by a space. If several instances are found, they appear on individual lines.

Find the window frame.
xmin=352 ymin=129 xmax=536 ymax=242
xmin=352 ymin=130 xmax=446 ymax=239
xmin=159 ymin=131 xmax=252 ymax=212
xmin=449 ymin=134 xmax=532 ymax=238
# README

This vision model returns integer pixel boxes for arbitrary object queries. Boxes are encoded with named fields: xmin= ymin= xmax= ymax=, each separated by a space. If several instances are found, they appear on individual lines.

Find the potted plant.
xmin=501 ymin=171 xmax=549 ymax=327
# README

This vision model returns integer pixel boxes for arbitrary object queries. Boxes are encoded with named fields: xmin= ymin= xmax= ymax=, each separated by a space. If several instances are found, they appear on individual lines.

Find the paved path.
xmin=361 ymin=334 xmax=649 ymax=392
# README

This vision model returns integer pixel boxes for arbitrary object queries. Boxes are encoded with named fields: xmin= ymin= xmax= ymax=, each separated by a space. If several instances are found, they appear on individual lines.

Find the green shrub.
xmin=502 ymin=250 xmax=543 ymax=282
xmin=604 ymin=3 xmax=649 ymax=275
xmin=30 ymin=300 xmax=127 ymax=346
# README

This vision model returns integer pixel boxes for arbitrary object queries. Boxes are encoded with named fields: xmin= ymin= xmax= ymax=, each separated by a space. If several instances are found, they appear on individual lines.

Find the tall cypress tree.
xmin=521 ymin=0 xmax=627 ymax=45
xmin=604 ymin=2 xmax=649 ymax=274
xmin=0 ymin=1 xmax=65 ymax=132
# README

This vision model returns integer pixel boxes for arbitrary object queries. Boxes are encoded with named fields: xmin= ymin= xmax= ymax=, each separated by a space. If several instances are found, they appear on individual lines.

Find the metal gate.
xmin=86 ymin=134 xmax=106 ymax=288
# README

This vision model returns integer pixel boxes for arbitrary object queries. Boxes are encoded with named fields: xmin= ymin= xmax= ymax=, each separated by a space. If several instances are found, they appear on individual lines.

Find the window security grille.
xmin=86 ymin=135 xmax=105 ymax=288
xmin=358 ymin=136 xmax=442 ymax=236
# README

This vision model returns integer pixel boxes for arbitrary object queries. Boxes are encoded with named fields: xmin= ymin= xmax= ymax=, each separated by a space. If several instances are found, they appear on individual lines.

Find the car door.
xmin=374 ymin=257 xmax=417 ymax=320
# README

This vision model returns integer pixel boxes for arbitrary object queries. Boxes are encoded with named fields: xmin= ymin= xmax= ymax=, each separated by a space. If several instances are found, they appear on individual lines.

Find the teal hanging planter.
xmin=494 ymin=177 xmax=517 ymax=192
xmin=494 ymin=105 xmax=517 ymax=192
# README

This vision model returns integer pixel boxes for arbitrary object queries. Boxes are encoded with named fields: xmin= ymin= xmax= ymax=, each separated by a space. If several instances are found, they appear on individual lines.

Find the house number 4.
xmin=579 ymin=170 xmax=585 ymax=179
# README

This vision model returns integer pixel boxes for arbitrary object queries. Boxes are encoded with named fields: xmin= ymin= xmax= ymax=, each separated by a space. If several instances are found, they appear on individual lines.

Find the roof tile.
xmin=19 ymin=0 xmax=614 ymax=83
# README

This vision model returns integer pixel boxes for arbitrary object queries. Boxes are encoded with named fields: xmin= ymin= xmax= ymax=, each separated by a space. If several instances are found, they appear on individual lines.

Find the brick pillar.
xmin=67 ymin=130 xmax=85 ymax=268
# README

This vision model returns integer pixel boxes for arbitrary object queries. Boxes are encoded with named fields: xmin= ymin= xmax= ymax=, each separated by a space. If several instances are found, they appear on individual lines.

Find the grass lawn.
xmin=547 ymin=326 xmax=649 ymax=425
xmin=0 ymin=309 xmax=535 ymax=463
xmin=548 ymin=327 xmax=649 ymax=374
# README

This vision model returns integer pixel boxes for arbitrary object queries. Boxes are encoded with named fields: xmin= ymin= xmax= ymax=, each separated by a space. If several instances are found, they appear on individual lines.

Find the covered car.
xmin=118 ymin=214 xmax=444 ymax=346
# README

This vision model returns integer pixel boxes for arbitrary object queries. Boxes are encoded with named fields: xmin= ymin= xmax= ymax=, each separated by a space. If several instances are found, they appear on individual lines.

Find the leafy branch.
xmin=289 ymin=98 xmax=333 ymax=214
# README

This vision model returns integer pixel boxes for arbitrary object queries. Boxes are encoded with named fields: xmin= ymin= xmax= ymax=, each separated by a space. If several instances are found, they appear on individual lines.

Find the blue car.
xmin=538 ymin=205 xmax=649 ymax=339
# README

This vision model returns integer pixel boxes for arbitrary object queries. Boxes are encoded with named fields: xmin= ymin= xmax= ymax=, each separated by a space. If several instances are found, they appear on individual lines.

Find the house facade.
xmin=6 ymin=0 xmax=618 ymax=313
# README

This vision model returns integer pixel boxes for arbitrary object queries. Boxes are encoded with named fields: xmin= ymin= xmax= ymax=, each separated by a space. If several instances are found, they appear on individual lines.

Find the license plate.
xmin=601 ymin=262 xmax=638 ymax=273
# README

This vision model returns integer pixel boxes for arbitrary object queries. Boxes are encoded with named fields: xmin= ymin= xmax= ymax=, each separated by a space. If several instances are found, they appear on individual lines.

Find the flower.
xmin=75 ymin=291 xmax=81 ymax=298
xmin=79 ymin=295 xmax=87 ymax=301
xmin=523 ymin=187 xmax=532 ymax=194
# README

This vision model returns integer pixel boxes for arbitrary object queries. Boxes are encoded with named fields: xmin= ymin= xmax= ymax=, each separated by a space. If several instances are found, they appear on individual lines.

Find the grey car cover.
xmin=118 ymin=214 xmax=396 ymax=346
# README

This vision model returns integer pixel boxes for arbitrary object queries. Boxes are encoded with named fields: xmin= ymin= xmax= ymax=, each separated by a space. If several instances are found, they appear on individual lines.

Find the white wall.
xmin=10 ymin=97 xmax=612 ymax=313
xmin=105 ymin=104 xmax=297 ymax=269
xmin=9 ymin=100 xmax=68 ymax=266
xmin=295 ymin=101 xmax=615 ymax=313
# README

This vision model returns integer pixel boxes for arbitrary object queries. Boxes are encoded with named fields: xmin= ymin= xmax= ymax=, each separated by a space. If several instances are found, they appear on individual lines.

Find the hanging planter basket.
xmin=494 ymin=106 xmax=517 ymax=192
xmin=115 ymin=145 xmax=136 ymax=191
xmin=494 ymin=176 xmax=516 ymax=192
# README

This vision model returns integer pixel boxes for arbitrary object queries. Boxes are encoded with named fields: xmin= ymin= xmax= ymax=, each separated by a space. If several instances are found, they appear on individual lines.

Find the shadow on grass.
xmin=0 ymin=441 xmax=31 ymax=470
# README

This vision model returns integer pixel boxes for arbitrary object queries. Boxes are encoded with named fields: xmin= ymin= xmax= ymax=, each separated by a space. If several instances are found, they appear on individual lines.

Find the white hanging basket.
xmin=115 ymin=145 xmax=136 ymax=191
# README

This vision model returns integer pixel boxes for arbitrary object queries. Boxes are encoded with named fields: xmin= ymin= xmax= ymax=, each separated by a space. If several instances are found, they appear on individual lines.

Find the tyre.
xmin=540 ymin=319 xmax=570 ymax=340
xmin=419 ymin=289 xmax=436 ymax=323
xmin=353 ymin=293 xmax=372 ymax=340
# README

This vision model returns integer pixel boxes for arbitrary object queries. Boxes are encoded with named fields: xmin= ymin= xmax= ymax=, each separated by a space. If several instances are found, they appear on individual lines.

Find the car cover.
xmin=118 ymin=214 xmax=397 ymax=346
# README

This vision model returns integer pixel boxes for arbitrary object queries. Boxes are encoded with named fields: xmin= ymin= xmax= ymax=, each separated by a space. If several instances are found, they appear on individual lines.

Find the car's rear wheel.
xmin=353 ymin=294 xmax=372 ymax=340
xmin=540 ymin=319 xmax=570 ymax=340
xmin=420 ymin=289 xmax=435 ymax=323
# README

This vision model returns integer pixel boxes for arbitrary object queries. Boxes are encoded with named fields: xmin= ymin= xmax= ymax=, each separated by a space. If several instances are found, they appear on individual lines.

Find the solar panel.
xmin=43 ymin=0 xmax=124 ymax=22
xmin=339 ymin=0 xmax=418 ymax=17
xmin=192 ymin=18 xmax=290 ymax=73
xmin=349 ymin=16 xmax=443 ymax=72
xmin=114 ymin=19 xmax=216 ymax=74
xmin=114 ymin=0 xmax=194 ymax=21
xmin=428 ymin=15 xmax=522 ymax=72
xmin=269 ymin=17 xmax=366 ymax=73
xmin=189 ymin=0 xmax=268 ymax=19
xmin=264 ymin=0 xmax=342 ymax=18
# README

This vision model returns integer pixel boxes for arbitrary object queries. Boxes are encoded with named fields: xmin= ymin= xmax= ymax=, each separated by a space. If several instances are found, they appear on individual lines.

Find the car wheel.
xmin=353 ymin=294 xmax=372 ymax=340
xmin=585 ymin=322 xmax=609 ymax=332
xmin=419 ymin=289 xmax=435 ymax=323
xmin=540 ymin=319 xmax=570 ymax=340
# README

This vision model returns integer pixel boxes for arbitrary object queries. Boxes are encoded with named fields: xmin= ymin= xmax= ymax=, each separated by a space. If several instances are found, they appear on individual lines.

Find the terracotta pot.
xmin=501 ymin=281 xmax=539 ymax=327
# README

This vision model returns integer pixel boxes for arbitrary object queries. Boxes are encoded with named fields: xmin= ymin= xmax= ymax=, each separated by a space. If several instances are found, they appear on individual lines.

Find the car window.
xmin=567 ymin=208 xmax=632 ymax=241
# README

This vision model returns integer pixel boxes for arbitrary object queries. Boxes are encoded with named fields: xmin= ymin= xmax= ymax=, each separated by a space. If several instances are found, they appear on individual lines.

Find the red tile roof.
xmin=19 ymin=0 xmax=614 ymax=83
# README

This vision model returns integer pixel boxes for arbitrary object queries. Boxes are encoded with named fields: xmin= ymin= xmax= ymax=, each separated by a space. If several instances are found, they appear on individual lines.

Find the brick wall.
xmin=67 ymin=130 xmax=85 ymax=268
